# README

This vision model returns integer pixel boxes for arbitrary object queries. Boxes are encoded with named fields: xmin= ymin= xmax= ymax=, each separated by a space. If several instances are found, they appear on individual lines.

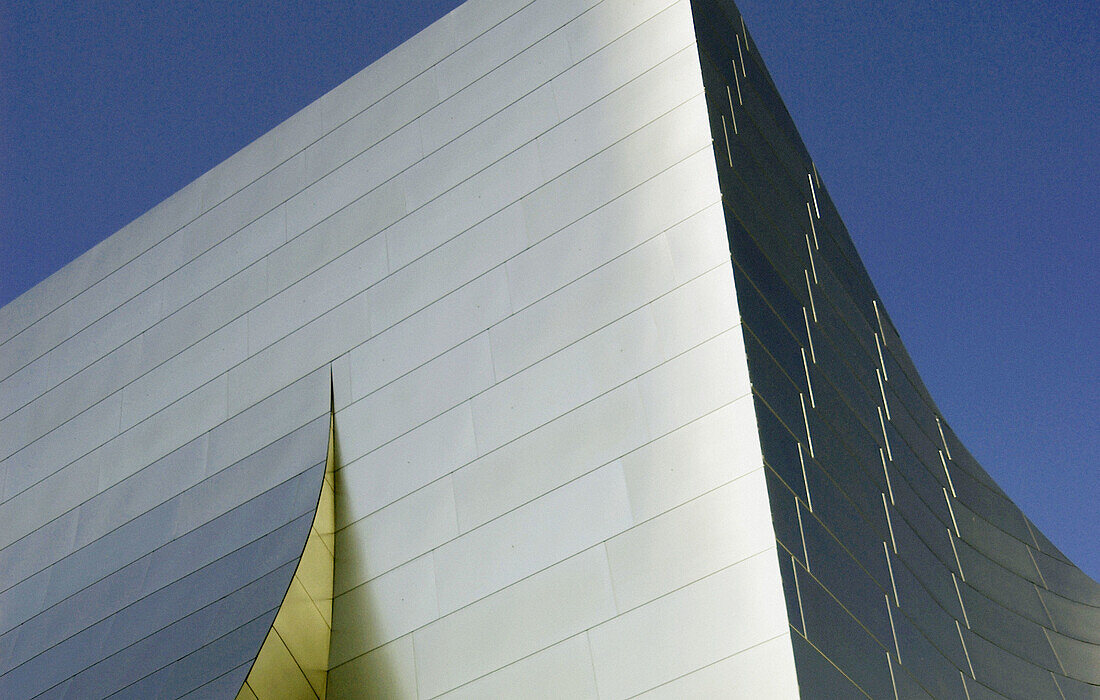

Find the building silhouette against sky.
xmin=1 ymin=0 xmax=1097 ymax=697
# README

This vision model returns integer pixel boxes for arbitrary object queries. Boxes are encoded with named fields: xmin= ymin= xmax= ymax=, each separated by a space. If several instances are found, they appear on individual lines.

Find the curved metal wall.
xmin=0 ymin=374 xmax=330 ymax=698
xmin=2 ymin=0 xmax=788 ymax=694
xmin=236 ymin=408 xmax=336 ymax=700
xmin=689 ymin=0 xmax=1100 ymax=697
xmin=2 ymin=0 xmax=1094 ymax=696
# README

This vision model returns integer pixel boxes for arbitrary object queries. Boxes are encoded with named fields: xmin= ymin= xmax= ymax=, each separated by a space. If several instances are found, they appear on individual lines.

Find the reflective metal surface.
xmin=0 ymin=377 xmax=330 ymax=698
xmin=690 ymin=0 xmax=1100 ymax=696
xmin=236 ymin=408 xmax=335 ymax=699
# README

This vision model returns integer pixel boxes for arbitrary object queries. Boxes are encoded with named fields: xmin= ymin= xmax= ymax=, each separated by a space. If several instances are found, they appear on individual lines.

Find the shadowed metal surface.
xmin=0 ymin=376 xmax=330 ymax=698
xmin=1 ymin=0 xmax=1095 ymax=696
xmin=690 ymin=0 xmax=1100 ymax=697
xmin=236 ymin=407 xmax=336 ymax=700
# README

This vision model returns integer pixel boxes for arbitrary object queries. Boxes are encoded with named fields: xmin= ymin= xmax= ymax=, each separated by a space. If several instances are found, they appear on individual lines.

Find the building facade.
xmin=1 ymin=0 xmax=1096 ymax=697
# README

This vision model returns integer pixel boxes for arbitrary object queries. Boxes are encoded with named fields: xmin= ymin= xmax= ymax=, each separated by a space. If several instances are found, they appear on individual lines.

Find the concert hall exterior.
xmin=1 ymin=0 xmax=1096 ymax=697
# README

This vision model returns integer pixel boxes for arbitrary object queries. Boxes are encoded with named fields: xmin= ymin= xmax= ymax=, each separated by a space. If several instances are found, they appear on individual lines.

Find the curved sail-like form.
xmin=0 ymin=372 xmax=331 ymax=698
xmin=690 ymin=1 xmax=1100 ymax=697
xmin=236 ymin=407 xmax=335 ymax=700
xmin=0 ymin=0 xmax=1094 ymax=697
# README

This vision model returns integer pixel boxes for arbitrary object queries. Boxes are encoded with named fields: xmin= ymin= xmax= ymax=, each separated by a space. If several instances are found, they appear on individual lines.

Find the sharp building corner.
xmin=1 ymin=0 xmax=1096 ymax=697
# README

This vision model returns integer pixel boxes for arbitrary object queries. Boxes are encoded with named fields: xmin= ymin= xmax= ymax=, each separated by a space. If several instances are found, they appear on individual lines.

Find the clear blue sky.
xmin=1 ymin=0 xmax=1096 ymax=578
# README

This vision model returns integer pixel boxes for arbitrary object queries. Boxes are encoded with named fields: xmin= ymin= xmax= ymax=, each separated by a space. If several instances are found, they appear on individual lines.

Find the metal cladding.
xmin=237 ymin=415 xmax=336 ymax=699
xmin=690 ymin=0 xmax=1100 ymax=697
xmin=0 ymin=377 xmax=330 ymax=698
xmin=0 ymin=0 xmax=1096 ymax=697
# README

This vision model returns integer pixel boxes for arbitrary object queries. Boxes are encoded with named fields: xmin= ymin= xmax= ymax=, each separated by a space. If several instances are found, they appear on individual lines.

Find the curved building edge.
xmin=0 ymin=0 xmax=1095 ymax=697
xmin=236 ymin=402 xmax=336 ymax=700
xmin=688 ymin=0 xmax=1099 ymax=697
xmin=0 ymin=370 xmax=332 ymax=698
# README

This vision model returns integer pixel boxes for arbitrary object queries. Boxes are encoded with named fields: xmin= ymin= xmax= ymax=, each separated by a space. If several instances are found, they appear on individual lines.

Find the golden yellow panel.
xmin=274 ymin=575 xmax=331 ymax=697
xmin=241 ymin=629 xmax=316 ymax=699
xmin=315 ymin=474 xmax=336 ymax=557
xmin=296 ymin=527 xmax=334 ymax=628
xmin=238 ymin=409 xmax=336 ymax=700
xmin=235 ymin=681 xmax=259 ymax=700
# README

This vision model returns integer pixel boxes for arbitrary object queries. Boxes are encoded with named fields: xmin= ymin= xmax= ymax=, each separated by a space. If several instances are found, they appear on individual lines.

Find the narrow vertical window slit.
xmin=792 ymin=556 xmax=808 ymax=636
xmin=725 ymin=85 xmax=738 ymax=133
xmin=878 ymin=406 xmax=893 ymax=461
xmin=731 ymin=60 xmax=743 ymax=105
xmin=883 ymin=493 xmax=898 ymax=553
xmin=952 ymin=572 xmax=971 ymax=628
xmin=884 ymin=542 xmax=900 ymax=606
xmin=944 ymin=488 xmax=961 ymax=538
xmin=877 ymin=368 xmax=891 ymax=420
xmin=803 ymin=307 xmax=817 ymax=362
xmin=802 ymin=348 xmax=815 ymax=407
xmin=949 ymin=528 xmax=966 ymax=581
xmin=875 ymin=332 xmax=888 ymax=380
xmin=873 ymin=300 xmax=886 ymax=345
xmin=886 ymin=595 xmax=902 ymax=664
xmin=887 ymin=653 xmax=900 ymax=700
xmin=798 ymin=442 xmax=814 ymax=512
xmin=796 ymin=500 xmax=811 ymax=570
xmin=957 ymin=620 xmax=976 ymax=679
xmin=805 ymin=235 xmax=818 ymax=284
xmin=720 ymin=115 xmax=733 ymax=167
xmin=881 ymin=449 xmax=895 ymax=505
xmin=940 ymin=451 xmax=957 ymax=497
xmin=808 ymin=173 xmax=821 ymax=218
xmin=804 ymin=271 xmax=818 ymax=322
xmin=806 ymin=202 xmax=819 ymax=249
xmin=800 ymin=393 xmax=815 ymax=458
xmin=936 ymin=416 xmax=954 ymax=460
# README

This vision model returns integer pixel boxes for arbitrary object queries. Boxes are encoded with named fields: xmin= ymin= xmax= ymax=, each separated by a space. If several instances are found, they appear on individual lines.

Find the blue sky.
xmin=1 ymin=0 xmax=1096 ymax=578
